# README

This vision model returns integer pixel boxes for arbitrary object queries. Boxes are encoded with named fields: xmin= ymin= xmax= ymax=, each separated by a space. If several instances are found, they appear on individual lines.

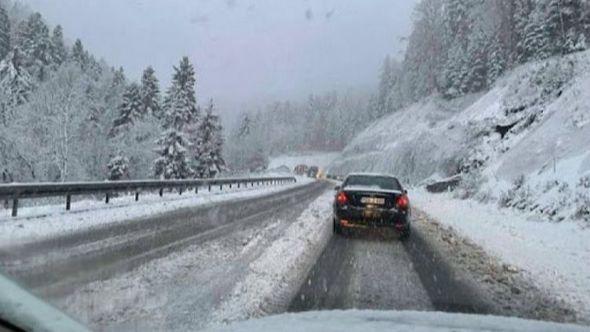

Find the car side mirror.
xmin=334 ymin=185 xmax=341 ymax=191
xmin=403 ymin=189 xmax=408 ymax=195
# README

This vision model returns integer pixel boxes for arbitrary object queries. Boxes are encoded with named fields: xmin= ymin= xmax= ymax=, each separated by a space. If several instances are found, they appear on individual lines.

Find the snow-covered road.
xmin=2 ymin=179 xmax=587 ymax=331
xmin=0 ymin=181 xmax=330 ymax=331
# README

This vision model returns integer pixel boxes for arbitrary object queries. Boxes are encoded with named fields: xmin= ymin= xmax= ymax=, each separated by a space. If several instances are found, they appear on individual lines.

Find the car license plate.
xmin=361 ymin=197 xmax=385 ymax=205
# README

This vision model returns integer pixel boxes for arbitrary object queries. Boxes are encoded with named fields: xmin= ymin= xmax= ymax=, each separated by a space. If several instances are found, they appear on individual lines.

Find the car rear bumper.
xmin=335 ymin=205 xmax=409 ymax=228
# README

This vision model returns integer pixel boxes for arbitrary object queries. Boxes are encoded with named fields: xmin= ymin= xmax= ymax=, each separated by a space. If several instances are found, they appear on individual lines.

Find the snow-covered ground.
xmin=329 ymin=50 xmax=590 ymax=224
xmin=269 ymin=152 xmax=340 ymax=171
xmin=412 ymin=189 xmax=590 ymax=322
xmin=0 ymin=176 xmax=313 ymax=247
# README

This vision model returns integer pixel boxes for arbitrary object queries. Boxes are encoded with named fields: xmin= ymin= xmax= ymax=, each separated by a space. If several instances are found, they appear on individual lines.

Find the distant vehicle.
xmin=307 ymin=166 xmax=319 ymax=178
xmin=333 ymin=173 xmax=411 ymax=240
xmin=294 ymin=164 xmax=308 ymax=175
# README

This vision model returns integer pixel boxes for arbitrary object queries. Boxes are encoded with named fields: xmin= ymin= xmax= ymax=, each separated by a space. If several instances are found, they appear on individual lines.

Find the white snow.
xmin=328 ymin=50 xmax=590 ymax=223
xmin=411 ymin=189 xmax=590 ymax=322
xmin=0 ymin=176 xmax=313 ymax=247
xmin=268 ymin=152 xmax=340 ymax=171
xmin=209 ymin=190 xmax=334 ymax=325
xmin=205 ymin=310 xmax=589 ymax=332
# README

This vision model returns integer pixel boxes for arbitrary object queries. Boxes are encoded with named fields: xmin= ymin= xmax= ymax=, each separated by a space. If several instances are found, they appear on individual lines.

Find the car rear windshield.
xmin=344 ymin=175 xmax=402 ymax=191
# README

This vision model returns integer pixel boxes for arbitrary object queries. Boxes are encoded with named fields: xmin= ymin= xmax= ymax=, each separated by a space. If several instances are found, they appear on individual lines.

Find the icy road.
xmin=0 ymin=180 xmax=582 ymax=330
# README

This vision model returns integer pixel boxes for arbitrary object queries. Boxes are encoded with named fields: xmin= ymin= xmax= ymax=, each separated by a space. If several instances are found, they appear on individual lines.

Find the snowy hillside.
xmin=329 ymin=50 xmax=590 ymax=223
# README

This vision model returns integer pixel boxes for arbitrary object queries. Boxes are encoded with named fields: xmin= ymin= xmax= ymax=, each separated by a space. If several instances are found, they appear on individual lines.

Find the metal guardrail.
xmin=0 ymin=176 xmax=297 ymax=217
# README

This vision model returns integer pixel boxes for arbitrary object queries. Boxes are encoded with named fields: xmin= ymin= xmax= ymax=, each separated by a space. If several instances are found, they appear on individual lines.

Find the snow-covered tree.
xmin=514 ymin=0 xmax=535 ymax=63
xmin=70 ymin=38 xmax=88 ymax=69
xmin=162 ymin=56 xmax=198 ymax=130
xmin=192 ymin=100 xmax=225 ymax=178
xmin=110 ymin=82 xmax=142 ymax=137
xmin=523 ymin=6 xmax=551 ymax=61
xmin=0 ymin=47 xmax=32 ymax=124
xmin=16 ymin=12 xmax=53 ymax=80
xmin=140 ymin=66 xmax=161 ymax=118
xmin=487 ymin=34 xmax=506 ymax=85
xmin=0 ymin=4 xmax=10 ymax=61
xmin=154 ymin=56 xmax=198 ymax=179
xmin=106 ymin=154 xmax=129 ymax=181
xmin=463 ymin=26 xmax=488 ymax=93
xmin=237 ymin=113 xmax=251 ymax=138
xmin=13 ymin=64 xmax=88 ymax=182
xmin=153 ymin=130 xmax=193 ymax=179
xmin=50 ymin=25 xmax=67 ymax=66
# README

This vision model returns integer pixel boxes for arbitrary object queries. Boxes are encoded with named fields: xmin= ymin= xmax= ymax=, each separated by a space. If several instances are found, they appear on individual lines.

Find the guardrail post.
xmin=220 ymin=184 xmax=223 ymax=191
xmin=195 ymin=186 xmax=198 ymax=194
xmin=66 ymin=194 xmax=71 ymax=211
xmin=135 ymin=192 xmax=139 ymax=201
xmin=237 ymin=182 xmax=240 ymax=188
xmin=229 ymin=183 xmax=232 ymax=189
xmin=159 ymin=188 xmax=163 ymax=197
xmin=179 ymin=188 xmax=183 ymax=195
xmin=11 ymin=198 xmax=18 ymax=217
xmin=105 ymin=193 xmax=109 ymax=204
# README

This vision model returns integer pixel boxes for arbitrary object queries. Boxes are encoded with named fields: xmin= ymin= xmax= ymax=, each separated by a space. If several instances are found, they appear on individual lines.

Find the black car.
xmin=333 ymin=173 xmax=411 ymax=239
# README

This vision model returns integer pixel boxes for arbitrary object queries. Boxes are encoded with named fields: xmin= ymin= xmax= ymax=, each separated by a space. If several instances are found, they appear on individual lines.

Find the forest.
xmin=0 ymin=0 xmax=225 ymax=183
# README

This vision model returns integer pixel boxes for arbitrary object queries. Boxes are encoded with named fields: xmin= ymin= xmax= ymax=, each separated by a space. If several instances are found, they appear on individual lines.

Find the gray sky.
xmin=24 ymin=0 xmax=417 ymax=113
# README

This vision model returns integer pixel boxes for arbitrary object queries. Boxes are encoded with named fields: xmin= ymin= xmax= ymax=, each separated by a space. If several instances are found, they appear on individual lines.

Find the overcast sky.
xmin=24 ymin=0 xmax=417 ymax=113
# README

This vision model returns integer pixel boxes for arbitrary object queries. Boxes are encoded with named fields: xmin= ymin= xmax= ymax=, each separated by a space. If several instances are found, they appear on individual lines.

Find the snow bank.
xmin=0 ymin=177 xmax=313 ymax=246
xmin=209 ymin=190 xmax=334 ymax=325
xmin=412 ymin=189 xmax=590 ymax=322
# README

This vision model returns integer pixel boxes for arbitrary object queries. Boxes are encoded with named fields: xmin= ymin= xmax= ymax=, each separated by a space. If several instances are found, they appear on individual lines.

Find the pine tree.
xmin=523 ymin=6 xmax=551 ymax=61
xmin=162 ymin=56 xmax=198 ymax=130
xmin=487 ymin=34 xmax=506 ymax=85
xmin=0 ymin=4 xmax=10 ymax=61
xmin=154 ymin=57 xmax=198 ymax=179
xmin=51 ymin=25 xmax=67 ymax=65
xmin=545 ymin=0 xmax=585 ymax=55
xmin=112 ymin=66 xmax=126 ymax=88
xmin=16 ymin=12 xmax=53 ymax=79
xmin=192 ymin=100 xmax=225 ymax=178
xmin=153 ymin=131 xmax=193 ymax=179
xmin=514 ymin=0 xmax=535 ymax=63
xmin=71 ymin=39 xmax=88 ymax=68
xmin=442 ymin=42 xmax=468 ymax=97
xmin=110 ymin=83 xmax=142 ymax=137
xmin=464 ymin=26 xmax=488 ymax=93
xmin=106 ymin=154 xmax=129 ymax=181
xmin=140 ymin=66 xmax=161 ymax=118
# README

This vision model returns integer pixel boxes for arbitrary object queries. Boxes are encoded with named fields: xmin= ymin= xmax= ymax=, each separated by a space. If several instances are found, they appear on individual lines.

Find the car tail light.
xmin=336 ymin=191 xmax=349 ymax=205
xmin=396 ymin=194 xmax=409 ymax=210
